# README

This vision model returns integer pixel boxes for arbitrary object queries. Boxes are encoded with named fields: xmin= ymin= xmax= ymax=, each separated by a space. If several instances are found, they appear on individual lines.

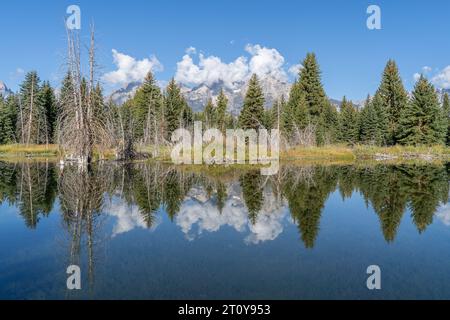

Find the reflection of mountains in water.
xmin=1 ymin=161 xmax=450 ymax=248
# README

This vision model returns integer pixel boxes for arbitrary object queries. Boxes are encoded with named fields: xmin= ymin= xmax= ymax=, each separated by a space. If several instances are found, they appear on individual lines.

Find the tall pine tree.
xmin=216 ymin=89 xmax=228 ymax=132
xmin=19 ymin=71 xmax=47 ymax=144
xmin=339 ymin=97 xmax=359 ymax=144
xmin=238 ymin=74 xmax=265 ymax=130
xmin=38 ymin=81 xmax=57 ymax=144
xmin=442 ymin=92 xmax=450 ymax=145
xmin=204 ymin=98 xmax=216 ymax=128
xmin=376 ymin=60 xmax=408 ymax=145
xmin=296 ymin=53 xmax=331 ymax=145
xmin=359 ymin=95 xmax=381 ymax=145
xmin=0 ymin=94 xmax=17 ymax=144
xmin=165 ymin=78 xmax=191 ymax=138
xmin=398 ymin=75 xmax=446 ymax=145
xmin=286 ymin=80 xmax=309 ymax=133
xmin=132 ymin=72 xmax=163 ymax=144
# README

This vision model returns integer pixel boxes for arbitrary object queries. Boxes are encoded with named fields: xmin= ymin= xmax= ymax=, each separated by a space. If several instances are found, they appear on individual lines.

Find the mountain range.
xmin=110 ymin=76 xmax=292 ymax=115
xmin=108 ymin=75 xmax=371 ymax=114
xmin=0 ymin=81 xmax=13 ymax=98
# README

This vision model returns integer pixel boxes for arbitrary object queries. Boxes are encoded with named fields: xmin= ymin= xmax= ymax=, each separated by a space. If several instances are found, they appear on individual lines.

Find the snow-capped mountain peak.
xmin=0 ymin=81 xmax=13 ymax=98
xmin=110 ymin=75 xmax=291 ymax=115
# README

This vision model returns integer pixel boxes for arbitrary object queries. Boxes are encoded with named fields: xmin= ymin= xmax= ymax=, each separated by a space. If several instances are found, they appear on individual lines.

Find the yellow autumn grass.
xmin=0 ymin=144 xmax=59 ymax=156
xmin=1 ymin=143 xmax=450 ymax=162
xmin=281 ymin=145 xmax=355 ymax=161
xmin=353 ymin=144 xmax=450 ymax=159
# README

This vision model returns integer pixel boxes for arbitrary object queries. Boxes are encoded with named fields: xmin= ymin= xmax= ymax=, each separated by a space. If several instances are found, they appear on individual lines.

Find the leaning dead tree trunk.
xmin=59 ymin=25 xmax=109 ymax=167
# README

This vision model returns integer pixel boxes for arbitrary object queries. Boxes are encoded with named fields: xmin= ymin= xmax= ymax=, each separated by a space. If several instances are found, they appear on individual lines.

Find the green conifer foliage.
xmin=165 ymin=78 xmax=191 ymax=138
xmin=216 ymin=89 xmax=228 ymax=132
xmin=338 ymin=97 xmax=359 ymax=144
xmin=442 ymin=92 xmax=450 ymax=145
xmin=376 ymin=60 xmax=408 ymax=144
xmin=398 ymin=76 xmax=446 ymax=145
xmin=238 ymin=74 xmax=265 ymax=130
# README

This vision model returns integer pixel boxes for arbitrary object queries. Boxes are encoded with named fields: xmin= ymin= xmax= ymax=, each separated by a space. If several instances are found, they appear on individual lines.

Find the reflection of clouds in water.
xmin=176 ymin=186 xmax=288 ymax=244
xmin=245 ymin=208 xmax=288 ymax=244
xmin=105 ymin=186 xmax=288 ymax=243
xmin=436 ymin=203 xmax=450 ymax=226
xmin=107 ymin=201 xmax=161 ymax=237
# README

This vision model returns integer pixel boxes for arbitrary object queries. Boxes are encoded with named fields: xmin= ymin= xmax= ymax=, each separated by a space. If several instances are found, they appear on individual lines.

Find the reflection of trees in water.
xmin=0 ymin=161 xmax=449 ymax=250
xmin=281 ymin=166 xmax=338 ymax=248
xmin=0 ymin=161 xmax=57 ymax=229
xmin=354 ymin=165 xmax=408 ymax=242
xmin=339 ymin=164 xmax=449 ymax=241
xmin=58 ymin=164 xmax=113 ymax=295
xmin=400 ymin=165 xmax=448 ymax=233
xmin=240 ymin=171 xmax=264 ymax=224
xmin=216 ymin=181 xmax=227 ymax=214
xmin=116 ymin=163 xmax=197 ymax=227
xmin=269 ymin=163 xmax=448 ymax=247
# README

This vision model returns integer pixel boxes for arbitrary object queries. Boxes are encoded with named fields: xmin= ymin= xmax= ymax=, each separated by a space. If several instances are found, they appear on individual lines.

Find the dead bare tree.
xmin=59 ymin=24 xmax=110 ymax=166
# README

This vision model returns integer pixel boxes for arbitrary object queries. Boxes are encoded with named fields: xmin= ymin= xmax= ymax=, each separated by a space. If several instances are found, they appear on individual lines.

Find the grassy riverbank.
xmin=0 ymin=144 xmax=59 ymax=159
xmin=1 ymin=144 xmax=450 ymax=163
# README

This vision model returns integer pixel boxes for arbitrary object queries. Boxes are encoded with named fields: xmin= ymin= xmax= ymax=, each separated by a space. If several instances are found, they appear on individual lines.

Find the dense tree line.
xmin=240 ymin=56 xmax=450 ymax=147
xmin=2 ymin=55 xmax=450 ymax=151
xmin=0 ymin=72 xmax=57 ymax=145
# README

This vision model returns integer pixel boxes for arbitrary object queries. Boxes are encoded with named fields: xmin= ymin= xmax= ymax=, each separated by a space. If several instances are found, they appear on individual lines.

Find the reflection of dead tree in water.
xmin=58 ymin=164 xmax=111 ymax=297
xmin=280 ymin=165 xmax=315 ymax=188
xmin=59 ymin=26 xmax=112 ymax=166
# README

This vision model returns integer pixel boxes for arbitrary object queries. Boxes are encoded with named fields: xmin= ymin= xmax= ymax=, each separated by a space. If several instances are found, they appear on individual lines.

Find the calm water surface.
xmin=1 ymin=161 xmax=450 ymax=299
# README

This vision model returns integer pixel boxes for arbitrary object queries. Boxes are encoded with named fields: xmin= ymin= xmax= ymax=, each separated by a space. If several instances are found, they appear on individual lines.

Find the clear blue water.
xmin=1 ymin=161 xmax=450 ymax=299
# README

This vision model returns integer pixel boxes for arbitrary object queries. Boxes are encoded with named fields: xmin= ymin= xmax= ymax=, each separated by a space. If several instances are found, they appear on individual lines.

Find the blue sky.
xmin=1 ymin=0 xmax=450 ymax=100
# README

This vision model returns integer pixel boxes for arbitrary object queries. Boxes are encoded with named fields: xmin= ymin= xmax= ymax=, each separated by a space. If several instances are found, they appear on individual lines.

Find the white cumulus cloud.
xmin=245 ymin=44 xmax=287 ymax=81
xmin=288 ymin=64 xmax=303 ymax=77
xmin=432 ymin=66 xmax=450 ymax=89
xmin=175 ymin=44 xmax=288 ymax=90
xmin=103 ymin=49 xmax=163 ymax=86
xmin=107 ymin=201 xmax=161 ymax=237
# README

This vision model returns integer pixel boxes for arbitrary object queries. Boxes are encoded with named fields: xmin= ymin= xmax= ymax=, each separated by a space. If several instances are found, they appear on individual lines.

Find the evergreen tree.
xmin=398 ymin=75 xmax=446 ymax=145
xmin=91 ymin=83 xmax=106 ymax=122
xmin=132 ymin=72 xmax=163 ymax=143
xmin=238 ymin=74 xmax=265 ymax=130
xmin=270 ymin=97 xmax=283 ymax=132
xmin=56 ymin=72 xmax=75 ymax=144
xmin=321 ymin=100 xmax=339 ymax=144
xmin=298 ymin=53 xmax=327 ymax=118
xmin=165 ymin=78 xmax=190 ymax=138
xmin=442 ymin=92 xmax=450 ymax=145
xmin=204 ymin=98 xmax=216 ymax=128
xmin=216 ymin=89 xmax=228 ymax=132
xmin=262 ymin=104 xmax=275 ymax=129
xmin=296 ymin=53 xmax=329 ymax=144
xmin=376 ymin=60 xmax=408 ymax=144
xmin=360 ymin=95 xmax=381 ymax=145
xmin=38 ymin=81 xmax=57 ymax=144
xmin=339 ymin=97 xmax=359 ymax=144
xmin=0 ymin=95 xmax=17 ymax=144
xmin=181 ymin=101 xmax=193 ymax=129
xmin=19 ymin=71 xmax=47 ymax=144
xmin=286 ymin=81 xmax=309 ymax=133
xmin=372 ymin=92 xmax=389 ymax=145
